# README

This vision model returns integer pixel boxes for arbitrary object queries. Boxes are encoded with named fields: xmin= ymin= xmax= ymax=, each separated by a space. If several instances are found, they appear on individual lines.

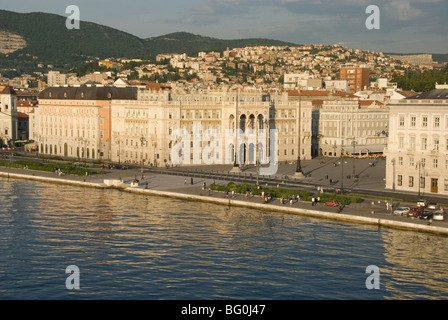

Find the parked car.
xmin=433 ymin=210 xmax=446 ymax=221
xmin=408 ymin=206 xmax=424 ymax=217
xmin=419 ymin=210 xmax=434 ymax=220
xmin=416 ymin=199 xmax=427 ymax=207
xmin=325 ymin=200 xmax=339 ymax=207
xmin=427 ymin=202 xmax=439 ymax=210
xmin=393 ymin=207 xmax=410 ymax=216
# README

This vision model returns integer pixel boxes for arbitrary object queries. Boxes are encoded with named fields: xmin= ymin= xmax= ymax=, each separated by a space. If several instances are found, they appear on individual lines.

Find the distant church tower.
xmin=0 ymin=85 xmax=18 ymax=146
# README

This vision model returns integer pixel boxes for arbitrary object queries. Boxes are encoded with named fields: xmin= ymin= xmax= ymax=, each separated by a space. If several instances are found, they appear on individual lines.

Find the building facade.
xmin=311 ymin=98 xmax=388 ymax=157
xmin=110 ymin=87 xmax=313 ymax=166
xmin=339 ymin=64 xmax=370 ymax=93
xmin=0 ymin=85 xmax=18 ymax=146
xmin=385 ymin=89 xmax=448 ymax=195
xmin=36 ymin=85 xmax=137 ymax=159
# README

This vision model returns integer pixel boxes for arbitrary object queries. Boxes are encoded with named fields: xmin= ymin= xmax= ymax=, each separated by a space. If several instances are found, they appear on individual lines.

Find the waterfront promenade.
xmin=1 ymin=156 xmax=448 ymax=236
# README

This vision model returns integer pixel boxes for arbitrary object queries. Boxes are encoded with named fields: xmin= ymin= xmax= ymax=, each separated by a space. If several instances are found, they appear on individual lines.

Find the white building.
xmin=0 ymin=85 xmax=18 ymax=145
xmin=312 ymin=99 xmax=389 ymax=157
xmin=324 ymin=80 xmax=349 ymax=93
xmin=385 ymin=88 xmax=448 ymax=195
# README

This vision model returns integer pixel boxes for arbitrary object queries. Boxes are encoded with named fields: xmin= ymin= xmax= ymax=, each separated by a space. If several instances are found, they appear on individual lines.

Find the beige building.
xmin=35 ymin=84 xmax=314 ymax=167
xmin=385 ymin=88 xmax=448 ymax=195
xmin=36 ymin=85 xmax=137 ymax=159
xmin=312 ymin=99 xmax=389 ymax=157
xmin=110 ymin=87 xmax=313 ymax=166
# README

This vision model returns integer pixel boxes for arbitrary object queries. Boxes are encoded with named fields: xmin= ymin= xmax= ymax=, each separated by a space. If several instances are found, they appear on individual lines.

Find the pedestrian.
xmin=191 ymin=177 xmax=193 ymax=185
xmin=312 ymin=197 xmax=315 ymax=206
xmin=184 ymin=178 xmax=187 ymax=184
xmin=317 ymin=196 xmax=320 ymax=204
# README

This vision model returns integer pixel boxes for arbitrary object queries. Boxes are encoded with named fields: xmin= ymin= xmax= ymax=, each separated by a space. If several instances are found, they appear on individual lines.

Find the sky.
xmin=2 ymin=0 xmax=447 ymax=54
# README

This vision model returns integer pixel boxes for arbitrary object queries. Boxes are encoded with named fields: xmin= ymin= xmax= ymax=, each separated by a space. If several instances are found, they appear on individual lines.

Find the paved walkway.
xmin=1 ymin=163 xmax=446 ymax=231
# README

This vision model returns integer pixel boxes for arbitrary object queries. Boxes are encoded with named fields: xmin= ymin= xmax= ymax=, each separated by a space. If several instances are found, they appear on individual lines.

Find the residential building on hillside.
xmin=339 ymin=64 xmax=370 ymax=93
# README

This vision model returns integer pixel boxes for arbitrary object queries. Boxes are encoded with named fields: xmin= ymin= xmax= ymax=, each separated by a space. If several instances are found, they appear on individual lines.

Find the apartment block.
xmin=339 ymin=64 xmax=370 ymax=93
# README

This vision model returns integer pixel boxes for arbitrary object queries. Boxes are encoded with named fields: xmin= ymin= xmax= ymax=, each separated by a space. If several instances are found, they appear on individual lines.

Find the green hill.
xmin=0 ymin=10 xmax=298 ymax=76
xmin=145 ymin=32 xmax=298 ymax=55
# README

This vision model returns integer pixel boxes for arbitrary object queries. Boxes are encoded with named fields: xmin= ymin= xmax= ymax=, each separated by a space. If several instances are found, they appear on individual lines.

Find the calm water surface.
xmin=1 ymin=178 xmax=447 ymax=299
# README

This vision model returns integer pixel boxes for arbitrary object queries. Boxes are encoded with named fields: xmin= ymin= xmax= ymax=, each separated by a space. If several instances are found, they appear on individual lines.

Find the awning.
xmin=342 ymin=144 xmax=385 ymax=154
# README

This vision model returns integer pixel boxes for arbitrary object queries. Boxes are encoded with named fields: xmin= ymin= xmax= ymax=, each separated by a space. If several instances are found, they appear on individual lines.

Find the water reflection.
xmin=0 ymin=177 xmax=447 ymax=299
xmin=381 ymin=229 xmax=448 ymax=299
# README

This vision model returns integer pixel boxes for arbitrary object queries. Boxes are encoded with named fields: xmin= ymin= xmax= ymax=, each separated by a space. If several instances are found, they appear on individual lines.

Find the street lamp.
xmin=352 ymin=138 xmax=356 ymax=178
xmin=391 ymin=158 xmax=396 ymax=191
xmin=140 ymin=135 xmax=146 ymax=177
xmin=231 ymin=90 xmax=242 ymax=173
xmin=293 ymin=89 xmax=304 ymax=178
xmin=417 ymin=160 xmax=424 ymax=198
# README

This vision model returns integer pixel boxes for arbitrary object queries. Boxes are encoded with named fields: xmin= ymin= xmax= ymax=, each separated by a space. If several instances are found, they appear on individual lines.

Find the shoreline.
xmin=1 ymin=170 xmax=448 ymax=236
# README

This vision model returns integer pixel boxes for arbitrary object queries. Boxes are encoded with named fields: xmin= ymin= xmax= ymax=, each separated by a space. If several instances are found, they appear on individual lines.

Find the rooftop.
xmin=407 ymin=89 xmax=448 ymax=100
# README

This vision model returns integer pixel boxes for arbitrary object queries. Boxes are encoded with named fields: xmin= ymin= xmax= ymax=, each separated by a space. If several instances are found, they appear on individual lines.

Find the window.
xmin=399 ymin=136 xmax=404 ymax=149
xmin=420 ymin=177 xmax=425 ymax=189
xmin=409 ymin=176 xmax=414 ymax=188
xmin=422 ymin=116 xmax=428 ymax=127
xmin=399 ymin=116 xmax=405 ymax=126
xmin=435 ymin=117 xmax=440 ymax=128
xmin=434 ymin=138 xmax=439 ymax=151
xmin=433 ymin=159 xmax=438 ymax=168
xmin=409 ymin=157 xmax=414 ymax=166
xmin=410 ymin=137 xmax=415 ymax=151
xmin=397 ymin=175 xmax=403 ymax=186
xmin=411 ymin=116 xmax=416 ymax=127
xmin=444 ymin=179 xmax=448 ymax=191
xmin=421 ymin=138 xmax=427 ymax=150
xmin=398 ymin=156 xmax=403 ymax=165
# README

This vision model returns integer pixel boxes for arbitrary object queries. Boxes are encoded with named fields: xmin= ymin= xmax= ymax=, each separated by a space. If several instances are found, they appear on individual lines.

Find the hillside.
xmin=145 ymin=32 xmax=298 ymax=55
xmin=0 ymin=10 xmax=297 ymax=76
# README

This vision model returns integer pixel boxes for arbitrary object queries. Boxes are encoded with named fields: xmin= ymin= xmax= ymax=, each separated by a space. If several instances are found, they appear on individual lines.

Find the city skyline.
xmin=1 ymin=0 xmax=447 ymax=54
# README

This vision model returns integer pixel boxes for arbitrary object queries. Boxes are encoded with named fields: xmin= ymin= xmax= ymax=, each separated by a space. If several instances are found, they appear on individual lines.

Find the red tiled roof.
xmin=17 ymin=112 xmax=29 ymax=120
xmin=358 ymin=99 xmax=384 ymax=105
